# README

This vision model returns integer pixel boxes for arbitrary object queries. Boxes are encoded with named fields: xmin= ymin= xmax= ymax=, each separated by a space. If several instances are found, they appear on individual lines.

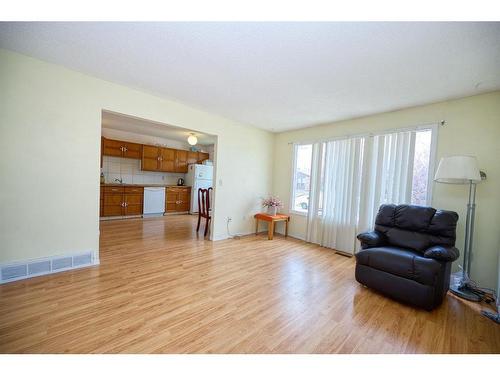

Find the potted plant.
xmin=262 ymin=196 xmax=283 ymax=216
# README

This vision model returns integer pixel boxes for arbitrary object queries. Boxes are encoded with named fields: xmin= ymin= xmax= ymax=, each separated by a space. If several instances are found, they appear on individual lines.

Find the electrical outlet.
xmin=227 ymin=217 xmax=232 ymax=222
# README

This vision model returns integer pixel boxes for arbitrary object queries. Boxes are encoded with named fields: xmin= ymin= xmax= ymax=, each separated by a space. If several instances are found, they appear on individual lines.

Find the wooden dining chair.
xmin=197 ymin=187 xmax=213 ymax=237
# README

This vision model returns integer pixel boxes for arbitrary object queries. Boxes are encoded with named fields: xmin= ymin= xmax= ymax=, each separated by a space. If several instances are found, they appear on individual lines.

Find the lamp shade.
xmin=434 ymin=156 xmax=481 ymax=184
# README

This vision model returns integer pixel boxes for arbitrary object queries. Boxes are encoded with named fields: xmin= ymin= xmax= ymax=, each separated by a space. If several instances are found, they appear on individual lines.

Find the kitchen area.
xmin=99 ymin=111 xmax=215 ymax=226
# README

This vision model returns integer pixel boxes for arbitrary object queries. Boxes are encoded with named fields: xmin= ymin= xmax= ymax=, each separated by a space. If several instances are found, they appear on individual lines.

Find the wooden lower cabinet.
xmin=101 ymin=186 xmax=144 ymax=217
xmin=166 ymin=187 xmax=191 ymax=213
xmin=102 ymin=186 xmax=124 ymax=217
xmin=124 ymin=187 xmax=144 ymax=216
xmin=100 ymin=185 xmax=191 ymax=217
xmin=100 ymin=189 xmax=104 ymax=216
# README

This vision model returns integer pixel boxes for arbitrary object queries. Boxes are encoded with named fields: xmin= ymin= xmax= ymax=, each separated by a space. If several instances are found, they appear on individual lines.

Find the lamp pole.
xmin=434 ymin=156 xmax=484 ymax=302
xmin=466 ymin=180 xmax=476 ymax=276
xmin=450 ymin=180 xmax=480 ymax=301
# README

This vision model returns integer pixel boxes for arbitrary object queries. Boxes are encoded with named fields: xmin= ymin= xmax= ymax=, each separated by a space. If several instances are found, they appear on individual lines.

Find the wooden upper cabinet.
xmin=198 ymin=152 xmax=210 ymax=164
xmin=123 ymin=142 xmax=142 ymax=159
xmin=175 ymin=150 xmax=188 ymax=173
xmin=142 ymin=146 xmax=176 ymax=172
xmin=159 ymin=148 xmax=176 ymax=172
xmin=102 ymin=136 xmax=209 ymax=173
xmin=187 ymin=151 xmax=198 ymax=165
xmin=102 ymin=138 xmax=124 ymax=157
xmin=102 ymin=137 xmax=142 ymax=159
xmin=100 ymin=136 xmax=104 ymax=168
xmin=142 ymin=145 xmax=160 ymax=171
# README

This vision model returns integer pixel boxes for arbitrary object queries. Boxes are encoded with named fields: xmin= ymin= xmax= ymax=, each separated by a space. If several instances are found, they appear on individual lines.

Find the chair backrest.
xmin=198 ymin=187 xmax=213 ymax=218
xmin=374 ymin=204 xmax=458 ymax=253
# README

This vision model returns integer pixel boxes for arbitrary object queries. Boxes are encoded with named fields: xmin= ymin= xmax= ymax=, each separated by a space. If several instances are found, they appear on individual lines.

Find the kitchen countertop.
xmin=101 ymin=183 xmax=191 ymax=188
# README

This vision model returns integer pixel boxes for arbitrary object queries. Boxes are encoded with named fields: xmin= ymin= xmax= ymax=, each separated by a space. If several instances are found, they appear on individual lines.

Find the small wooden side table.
xmin=254 ymin=213 xmax=290 ymax=240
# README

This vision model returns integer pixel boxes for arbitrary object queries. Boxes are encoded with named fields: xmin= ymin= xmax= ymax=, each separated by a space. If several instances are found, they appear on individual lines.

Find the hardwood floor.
xmin=1 ymin=215 xmax=499 ymax=353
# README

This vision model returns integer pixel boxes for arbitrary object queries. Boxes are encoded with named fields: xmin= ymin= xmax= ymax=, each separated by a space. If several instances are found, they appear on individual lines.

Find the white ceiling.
xmin=102 ymin=111 xmax=216 ymax=145
xmin=1 ymin=22 xmax=499 ymax=132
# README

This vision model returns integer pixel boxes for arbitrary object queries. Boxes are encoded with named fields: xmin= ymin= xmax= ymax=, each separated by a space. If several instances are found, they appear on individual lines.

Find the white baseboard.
xmin=0 ymin=250 xmax=98 ymax=284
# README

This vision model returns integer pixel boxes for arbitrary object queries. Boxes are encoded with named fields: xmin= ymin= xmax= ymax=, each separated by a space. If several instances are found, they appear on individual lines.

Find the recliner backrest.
xmin=374 ymin=204 xmax=458 ymax=252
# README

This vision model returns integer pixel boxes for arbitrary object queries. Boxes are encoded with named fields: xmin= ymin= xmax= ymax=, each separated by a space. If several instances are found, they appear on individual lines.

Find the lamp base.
xmin=450 ymin=284 xmax=481 ymax=302
xmin=481 ymin=311 xmax=500 ymax=324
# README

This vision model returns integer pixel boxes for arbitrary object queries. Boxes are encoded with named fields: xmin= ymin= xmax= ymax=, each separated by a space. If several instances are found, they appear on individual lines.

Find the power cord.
xmin=459 ymin=267 xmax=497 ymax=304
xmin=458 ymin=267 xmax=499 ymax=324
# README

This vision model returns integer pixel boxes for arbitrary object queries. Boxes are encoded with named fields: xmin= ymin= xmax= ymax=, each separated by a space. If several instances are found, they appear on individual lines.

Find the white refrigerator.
xmin=185 ymin=164 xmax=213 ymax=214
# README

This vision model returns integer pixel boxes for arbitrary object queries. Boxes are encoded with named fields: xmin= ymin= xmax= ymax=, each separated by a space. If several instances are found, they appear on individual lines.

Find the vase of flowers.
xmin=262 ymin=196 xmax=283 ymax=216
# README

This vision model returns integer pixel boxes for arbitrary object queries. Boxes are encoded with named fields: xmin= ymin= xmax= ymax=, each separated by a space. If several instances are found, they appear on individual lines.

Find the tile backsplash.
xmin=102 ymin=156 xmax=185 ymax=185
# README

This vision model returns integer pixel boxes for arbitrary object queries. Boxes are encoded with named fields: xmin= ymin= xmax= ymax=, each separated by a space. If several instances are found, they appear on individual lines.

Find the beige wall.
xmin=273 ymin=91 xmax=500 ymax=289
xmin=0 ymin=49 xmax=274 ymax=265
xmin=1 ymin=47 xmax=498 ymax=290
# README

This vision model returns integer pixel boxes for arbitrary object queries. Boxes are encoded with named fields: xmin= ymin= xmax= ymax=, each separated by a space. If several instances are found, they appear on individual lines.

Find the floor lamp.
xmin=434 ymin=155 xmax=485 ymax=302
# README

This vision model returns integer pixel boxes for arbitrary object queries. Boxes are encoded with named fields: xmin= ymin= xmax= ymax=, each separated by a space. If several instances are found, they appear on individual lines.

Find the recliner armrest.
xmin=357 ymin=231 xmax=385 ymax=249
xmin=423 ymin=246 xmax=460 ymax=262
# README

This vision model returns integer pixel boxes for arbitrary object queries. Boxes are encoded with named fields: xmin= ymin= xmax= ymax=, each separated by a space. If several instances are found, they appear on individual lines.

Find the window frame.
xmin=421 ymin=123 xmax=439 ymax=205
xmin=290 ymin=143 xmax=313 ymax=216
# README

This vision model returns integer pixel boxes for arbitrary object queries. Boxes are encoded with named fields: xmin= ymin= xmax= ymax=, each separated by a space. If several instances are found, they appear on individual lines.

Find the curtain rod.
xmin=287 ymin=120 xmax=445 ymax=145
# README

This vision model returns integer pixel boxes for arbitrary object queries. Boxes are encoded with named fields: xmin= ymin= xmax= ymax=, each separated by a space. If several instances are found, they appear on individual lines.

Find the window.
xmin=374 ymin=127 xmax=435 ymax=208
xmin=290 ymin=125 xmax=437 ymax=253
xmin=291 ymin=144 xmax=313 ymax=213
xmin=290 ymin=125 xmax=436 ymax=218
xmin=411 ymin=129 xmax=433 ymax=205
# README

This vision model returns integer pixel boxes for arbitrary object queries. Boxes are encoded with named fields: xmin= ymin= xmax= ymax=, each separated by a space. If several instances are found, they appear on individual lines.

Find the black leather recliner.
xmin=355 ymin=204 xmax=460 ymax=310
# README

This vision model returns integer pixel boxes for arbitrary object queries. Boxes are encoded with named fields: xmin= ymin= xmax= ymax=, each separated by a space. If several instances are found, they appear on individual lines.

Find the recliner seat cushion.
xmin=355 ymin=246 xmax=443 ymax=285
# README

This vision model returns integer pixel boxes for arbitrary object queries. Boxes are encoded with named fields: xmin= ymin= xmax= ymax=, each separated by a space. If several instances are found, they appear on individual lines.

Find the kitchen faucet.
xmin=114 ymin=178 xmax=123 ymax=184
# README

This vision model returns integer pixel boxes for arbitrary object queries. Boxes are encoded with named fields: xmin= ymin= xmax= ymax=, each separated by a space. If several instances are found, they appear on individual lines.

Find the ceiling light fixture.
xmin=187 ymin=133 xmax=198 ymax=146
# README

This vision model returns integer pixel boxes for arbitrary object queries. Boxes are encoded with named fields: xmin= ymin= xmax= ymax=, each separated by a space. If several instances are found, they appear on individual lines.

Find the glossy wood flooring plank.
xmin=0 ymin=215 xmax=499 ymax=353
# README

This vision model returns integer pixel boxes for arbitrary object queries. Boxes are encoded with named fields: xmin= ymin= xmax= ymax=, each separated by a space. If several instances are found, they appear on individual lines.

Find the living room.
xmin=0 ymin=2 xmax=499 ymax=373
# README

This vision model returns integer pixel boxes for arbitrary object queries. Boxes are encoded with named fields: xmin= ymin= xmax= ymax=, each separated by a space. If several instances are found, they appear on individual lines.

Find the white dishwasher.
xmin=143 ymin=187 xmax=166 ymax=216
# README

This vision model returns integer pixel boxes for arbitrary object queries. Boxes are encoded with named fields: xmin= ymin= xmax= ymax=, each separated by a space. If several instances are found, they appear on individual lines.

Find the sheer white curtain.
xmin=305 ymin=130 xmax=418 ymax=255
xmin=305 ymin=137 xmax=364 ymax=255
xmin=358 ymin=131 xmax=416 ymax=234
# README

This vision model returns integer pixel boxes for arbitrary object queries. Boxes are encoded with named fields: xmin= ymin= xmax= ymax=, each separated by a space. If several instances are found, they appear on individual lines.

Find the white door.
xmin=190 ymin=180 xmax=213 ymax=214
